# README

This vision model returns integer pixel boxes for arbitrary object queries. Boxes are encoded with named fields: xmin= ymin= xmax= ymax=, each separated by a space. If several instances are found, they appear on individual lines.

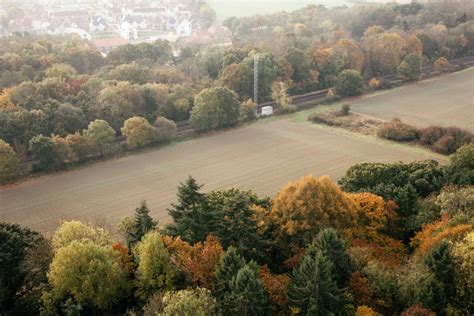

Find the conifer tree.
xmin=424 ymin=241 xmax=455 ymax=301
xmin=226 ymin=263 xmax=271 ymax=316
xmin=315 ymin=228 xmax=352 ymax=287
xmin=165 ymin=176 xmax=217 ymax=243
xmin=288 ymin=244 xmax=344 ymax=315
xmin=130 ymin=201 xmax=157 ymax=246
xmin=213 ymin=247 xmax=246 ymax=311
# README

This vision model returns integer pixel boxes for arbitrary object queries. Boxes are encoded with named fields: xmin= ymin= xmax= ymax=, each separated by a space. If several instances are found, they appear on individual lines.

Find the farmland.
xmin=0 ymin=118 xmax=442 ymax=234
xmin=351 ymin=68 xmax=474 ymax=131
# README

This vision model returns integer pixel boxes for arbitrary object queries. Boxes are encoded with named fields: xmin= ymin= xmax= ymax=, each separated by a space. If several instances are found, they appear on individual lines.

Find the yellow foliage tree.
xmin=270 ymin=175 xmax=357 ymax=248
xmin=0 ymin=88 xmax=16 ymax=109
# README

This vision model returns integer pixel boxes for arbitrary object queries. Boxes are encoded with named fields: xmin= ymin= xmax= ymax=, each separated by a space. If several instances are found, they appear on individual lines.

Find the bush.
xmin=336 ymin=70 xmax=364 ymax=97
xmin=239 ymin=99 xmax=257 ymax=123
xmin=308 ymin=113 xmax=339 ymax=126
xmin=29 ymin=135 xmax=55 ymax=171
xmin=368 ymin=78 xmax=380 ymax=89
xmin=154 ymin=116 xmax=177 ymax=142
xmin=377 ymin=119 xmax=419 ymax=142
xmin=334 ymin=104 xmax=351 ymax=117
xmin=433 ymin=57 xmax=450 ymax=73
xmin=419 ymin=126 xmax=473 ymax=155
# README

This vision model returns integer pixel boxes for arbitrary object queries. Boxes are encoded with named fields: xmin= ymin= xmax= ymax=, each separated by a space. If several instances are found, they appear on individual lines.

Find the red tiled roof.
xmin=92 ymin=37 xmax=128 ymax=48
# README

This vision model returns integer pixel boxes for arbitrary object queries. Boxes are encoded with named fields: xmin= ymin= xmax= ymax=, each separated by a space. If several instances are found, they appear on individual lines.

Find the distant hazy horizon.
xmin=207 ymin=0 xmax=352 ymax=22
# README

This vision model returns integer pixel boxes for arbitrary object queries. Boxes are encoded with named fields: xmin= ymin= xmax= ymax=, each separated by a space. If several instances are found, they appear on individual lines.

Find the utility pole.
xmin=254 ymin=53 xmax=259 ymax=104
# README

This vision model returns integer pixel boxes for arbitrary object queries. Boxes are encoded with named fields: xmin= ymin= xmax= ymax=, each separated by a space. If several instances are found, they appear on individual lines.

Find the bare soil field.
xmin=0 ymin=119 xmax=442 ymax=234
xmin=351 ymin=67 xmax=474 ymax=131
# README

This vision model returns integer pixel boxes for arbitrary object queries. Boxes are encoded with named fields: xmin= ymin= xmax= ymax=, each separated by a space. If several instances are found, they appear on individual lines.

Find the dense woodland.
xmin=1 ymin=144 xmax=473 ymax=315
xmin=0 ymin=1 xmax=473 ymax=183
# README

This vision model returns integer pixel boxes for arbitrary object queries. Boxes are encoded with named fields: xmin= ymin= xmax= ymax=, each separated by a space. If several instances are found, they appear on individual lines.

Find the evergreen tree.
xmin=416 ymin=275 xmax=446 ymax=315
xmin=288 ymin=244 xmax=344 ymax=315
xmin=165 ymin=176 xmax=217 ymax=243
xmin=213 ymin=247 xmax=246 ymax=310
xmin=226 ymin=263 xmax=271 ymax=316
xmin=209 ymin=188 xmax=270 ymax=262
xmin=130 ymin=201 xmax=157 ymax=246
xmin=424 ymin=241 xmax=455 ymax=301
xmin=315 ymin=228 xmax=352 ymax=287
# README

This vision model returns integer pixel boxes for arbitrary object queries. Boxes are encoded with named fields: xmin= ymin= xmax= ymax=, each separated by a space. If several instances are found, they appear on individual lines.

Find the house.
xmin=92 ymin=37 xmax=128 ymax=54
xmin=63 ymin=27 xmax=91 ymax=40
xmin=89 ymin=15 xmax=107 ymax=32
xmin=176 ymin=19 xmax=192 ymax=37
xmin=120 ymin=21 xmax=138 ymax=40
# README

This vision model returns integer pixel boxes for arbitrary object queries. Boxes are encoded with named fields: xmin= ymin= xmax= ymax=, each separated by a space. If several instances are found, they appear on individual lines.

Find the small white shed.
xmin=261 ymin=106 xmax=273 ymax=116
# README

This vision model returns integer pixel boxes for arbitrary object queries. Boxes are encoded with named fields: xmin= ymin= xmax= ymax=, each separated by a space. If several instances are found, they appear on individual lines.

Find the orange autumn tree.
xmin=162 ymin=235 xmax=223 ymax=289
xmin=410 ymin=214 xmax=473 ymax=254
xmin=112 ymin=242 xmax=134 ymax=274
xmin=270 ymin=175 xmax=357 ymax=249
xmin=348 ymin=193 xmax=404 ymax=250
xmin=259 ymin=265 xmax=290 ymax=311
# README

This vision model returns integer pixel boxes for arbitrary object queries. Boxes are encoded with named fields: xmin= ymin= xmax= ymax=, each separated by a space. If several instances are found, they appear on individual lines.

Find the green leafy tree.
xmin=339 ymin=160 xmax=446 ymax=219
xmin=29 ymin=134 xmax=55 ymax=171
xmin=287 ymin=244 xmax=344 ymax=315
xmin=121 ymin=116 xmax=159 ymax=149
xmin=165 ymin=176 xmax=217 ymax=244
xmin=134 ymin=231 xmax=175 ymax=301
xmin=447 ymin=144 xmax=473 ymax=185
xmin=0 ymin=139 xmax=21 ymax=183
xmin=44 ymin=240 xmax=129 ymax=311
xmin=226 ymin=263 xmax=271 ymax=316
xmin=336 ymin=69 xmax=364 ymax=97
xmin=51 ymin=220 xmax=111 ymax=250
xmin=315 ymin=228 xmax=352 ymax=287
xmin=83 ymin=119 xmax=115 ymax=155
xmin=190 ymin=87 xmax=240 ymax=131
xmin=398 ymin=53 xmax=423 ymax=81
xmin=0 ymin=223 xmax=42 ymax=313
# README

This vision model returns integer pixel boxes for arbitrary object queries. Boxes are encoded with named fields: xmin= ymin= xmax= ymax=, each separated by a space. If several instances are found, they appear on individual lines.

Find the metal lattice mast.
xmin=254 ymin=53 xmax=259 ymax=104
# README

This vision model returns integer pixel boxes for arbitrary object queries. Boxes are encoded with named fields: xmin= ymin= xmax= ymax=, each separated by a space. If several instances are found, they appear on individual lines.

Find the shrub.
xmin=154 ymin=116 xmax=177 ymax=142
xmin=377 ymin=119 xmax=419 ymax=142
xmin=334 ymin=104 xmax=351 ymax=117
xmin=368 ymin=78 xmax=380 ymax=89
xmin=433 ymin=57 xmax=450 ymax=73
xmin=336 ymin=70 xmax=364 ymax=97
xmin=419 ymin=126 xmax=473 ymax=155
xmin=239 ymin=99 xmax=257 ymax=123
xmin=308 ymin=113 xmax=339 ymax=126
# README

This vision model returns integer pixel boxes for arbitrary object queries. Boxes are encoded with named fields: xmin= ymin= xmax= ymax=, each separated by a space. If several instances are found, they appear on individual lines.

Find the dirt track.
xmin=351 ymin=68 xmax=474 ymax=131
xmin=0 ymin=119 xmax=442 ymax=234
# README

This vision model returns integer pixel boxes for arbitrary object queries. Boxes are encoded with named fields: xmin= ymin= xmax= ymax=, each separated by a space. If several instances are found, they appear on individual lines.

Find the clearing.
xmin=351 ymin=67 xmax=474 ymax=131
xmin=0 ymin=118 xmax=442 ymax=233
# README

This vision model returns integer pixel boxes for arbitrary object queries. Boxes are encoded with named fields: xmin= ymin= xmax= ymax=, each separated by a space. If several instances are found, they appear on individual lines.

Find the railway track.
xmin=129 ymin=55 xmax=474 ymax=138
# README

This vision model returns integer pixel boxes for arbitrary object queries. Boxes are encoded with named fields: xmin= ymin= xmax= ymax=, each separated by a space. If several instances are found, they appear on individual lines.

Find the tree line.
xmin=1 ymin=1 xmax=472 ymax=182
xmin=1 ymin=144 xmax=473 ymax=315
